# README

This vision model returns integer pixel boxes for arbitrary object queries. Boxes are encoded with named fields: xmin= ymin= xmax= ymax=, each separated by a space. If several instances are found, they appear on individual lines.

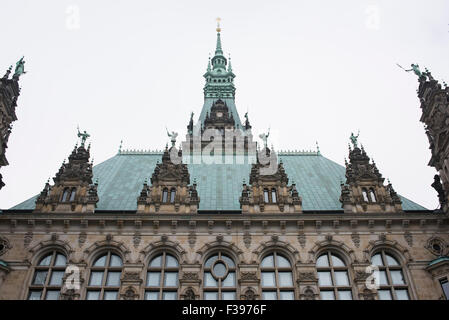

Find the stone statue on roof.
xmin=77 ymin=126 xmax=90 ymax=147
xmin=397 ymin=63 xmax=422 ymax=78
xmin=13 ymin=56 xmax=26 ymax=78
xmin=259 ymin=128 xmax=270 ymax=149
xmin=166 ymin=127 xmax=178 ymax=147
xmin=350 ymin=130 xmax=360 ymax=148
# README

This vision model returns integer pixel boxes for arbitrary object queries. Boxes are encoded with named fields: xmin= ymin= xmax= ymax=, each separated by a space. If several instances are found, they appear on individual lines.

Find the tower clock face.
xmin=216 ymin=112 xmax=223 ymax=118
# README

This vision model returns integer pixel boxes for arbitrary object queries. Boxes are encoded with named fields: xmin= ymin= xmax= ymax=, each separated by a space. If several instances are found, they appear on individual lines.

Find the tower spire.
xmin=215 ymin=18 xmax=223 ymax=55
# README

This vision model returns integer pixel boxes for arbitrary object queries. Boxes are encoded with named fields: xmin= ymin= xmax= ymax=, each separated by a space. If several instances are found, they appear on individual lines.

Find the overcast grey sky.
xmin=1 ymin=0 xmax=448 ymax=210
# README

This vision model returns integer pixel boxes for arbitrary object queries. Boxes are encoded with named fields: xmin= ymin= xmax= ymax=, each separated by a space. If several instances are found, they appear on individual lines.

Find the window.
xmin=28 ymin=251 xmax=67 ymax=300
xmin=316 ymin=252 xmax=352 ymax=300
xmin=440 ymin=278 xmax=449 ymax=300
xmin=86 ymin=252 xmax=122 ymax=300
xmin=371 ymin=251 xmax=409 ymax=300
xmin=145 ymin=252 xmax=179 ymax=300
xmin=61 ymin=188 xmax=70 ymax=202
xmin=369 ymin=189 xmax=377 ymax=202
xmin=69 ymin=188 xmax=76 ymax=202
xmin=203 ymin=252 xmax=236 ymax=300
xmin=264 ymin=189 xmax=269 ymax=203
xmin=170 ymin=188 xmax=176 ymax=203
xmin=162 ymin=188 xmax=168 ymax=203
xmin=362 ymin=189 xmax=369 ymax=202
xmin=271 ymin=189 xmax=277 ymax=203
xmin=261 ymin=253 xmax=294 ymax=300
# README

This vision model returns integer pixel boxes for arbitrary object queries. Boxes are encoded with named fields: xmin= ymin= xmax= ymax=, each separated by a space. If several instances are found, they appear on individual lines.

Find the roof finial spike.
xmin=2 ymin=65 xmax=12 ymax=79
xmin=216 ymin=17 xmax=221 ymax=33
xmin=316 ymin=141 xmax=321 ymax=155
xmin=118 ymin=140 xmax=123 ymax=154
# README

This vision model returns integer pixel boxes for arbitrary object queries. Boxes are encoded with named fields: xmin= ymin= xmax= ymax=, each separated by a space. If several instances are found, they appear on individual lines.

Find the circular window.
xmin=212 ymin=261 xmax=227 ymax=279
xmin=433 ymin=243 xmax=441 ymax=252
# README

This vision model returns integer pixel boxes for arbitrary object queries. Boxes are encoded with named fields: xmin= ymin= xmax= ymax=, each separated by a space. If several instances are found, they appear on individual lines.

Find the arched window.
xmin=261 ymin=252 xmax=294 ymax=300
xmin=362 ymin=189 xmax=369 ymax=202
xmin=263 ymin=189 xmax=269 ymax=203
xmin=170 ymin=188 xmax=176 ymax=203
xmin=69 ymin=188 xmax=76 ymax=202
xmin=145 ymin=252 xmax=179 ymax=300
xmin=61 ymin=188 xmax=70 ymax=202
xmin=203 ymin=252 xmax=236 ymax=300
xmin=86 ymin=252 xmax=122 ymax=300
xmin=271 ymin=189 xmax=277 ymax=203
xmin=28 ymin=251 xmax=67 ymax=300
xmin=162 ymin=188 xmax=168 ymax=203
xmin=316 ymin=252 xmax=352 ymax=300
xmin=369 ymin=189 xmax=377 ymax=203
xmin=371 ymin=251 xmax=409 ymax=300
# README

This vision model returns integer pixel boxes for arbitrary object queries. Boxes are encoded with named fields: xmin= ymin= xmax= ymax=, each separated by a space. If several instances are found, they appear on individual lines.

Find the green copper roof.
xmin=10 ymin=152 xmax=427 ymax=212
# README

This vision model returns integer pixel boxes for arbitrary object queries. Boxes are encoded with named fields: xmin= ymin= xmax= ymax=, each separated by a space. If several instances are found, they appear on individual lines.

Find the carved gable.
xmin=340 ymin=144 xmax=402 ymax=213
xmin=137 ymin=146 xmax=199 ymax=213
xmin=34 ymin=144 xmax=98 ymax=213
xmin=240 ymin=148 xmax=302 ymax=213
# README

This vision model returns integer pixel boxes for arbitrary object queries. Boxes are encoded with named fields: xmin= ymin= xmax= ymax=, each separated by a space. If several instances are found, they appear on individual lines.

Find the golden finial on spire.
xmin=216 ymin=17 xmax=221 ymax=32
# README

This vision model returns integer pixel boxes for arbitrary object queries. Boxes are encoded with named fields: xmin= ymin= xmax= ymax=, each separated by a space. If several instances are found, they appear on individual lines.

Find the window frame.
xmin=260 ymin=252 xmax=295 ymax=300
xmin=27 ymin=250 xmax=67 ymax=300
xmin=144 ymin=252 xmax=179 ymax=300
xmin=316 ymin=251 xmax=353 ymax=300
xmin=85 ymin=251 xmax=123 ymax=300
xmin=203 ymin=251 xmax=237 ymax=300
xmin=371 ymin=250 xmax=410 ymax=300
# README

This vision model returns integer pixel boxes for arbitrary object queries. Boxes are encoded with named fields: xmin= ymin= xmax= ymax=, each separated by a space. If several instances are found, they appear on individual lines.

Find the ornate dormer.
xmin=203 ymin=99 xmax=235 ymax=130
xmin=240 ymin=146 xmax=302 ymax=213
xmin=34 ymin=129 xmax=98 ymax=213
xmin=339 ymin=133 xmax=402 ymax=213
xmin=137 ymin=144 xmax=199 ymax=213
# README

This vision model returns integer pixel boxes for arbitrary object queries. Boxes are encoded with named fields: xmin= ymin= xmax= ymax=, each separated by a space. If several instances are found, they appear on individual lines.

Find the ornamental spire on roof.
xmin=215 ymin=18 xmax=223 ymax=55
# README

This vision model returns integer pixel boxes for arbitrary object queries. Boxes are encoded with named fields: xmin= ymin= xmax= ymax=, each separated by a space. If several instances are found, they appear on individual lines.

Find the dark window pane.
xmin=89 ymin=271 xmax=104 ymax=286
xmin=150 ymin=255 xmax=162 ymax=267
xmin=109 ymin=255 xmax=122 ymax=267
xmin=147 ymin=272 xmax=161 ymax=286
xmin=278 ymin=272 xmax=293 ymax=286
xmin=86 ymin=291 xmax=100 ymax=300
xmin=334 ymin=271 xmax=349 ymax=286
xmin=49 ymin=271 xmax=64 ymax=286
xmin=164 ymin=272 xmax=178 ymax=287
xmin=262 ymin=291 xmax=277 ymax=300
xmin=338 ymin=290 xmax=352 ymax=300
xmin=205 ymin=255 xmax=218 ymax=268
xmin=39 ymin=255 xmax=52 ymax=266
xmin=390 ymin=270 xmax=405 ymax=285
xmin=165 ymin=255 xmax=178 ymax=268
xmin=54 ymin=254 xmax=67 ymax=266
xmin=261 ymin=272 xmax=276 ymax=287
xmin=221 ymin=255 xmax=235 ymax=268
xmin=222 ymin=272 xmax=235 ymax=287
xmin=93 ymin=255 xmax=107 ymax=267
xmin=145 ymin=291 xmax=159 ymax=300
xmin=396 ymin=289 xmax=409 ymax=300
xmin=280 ymin=291 xmax=294 ymax=300
xmin=316 ymin=254 xmax=329 ymax=267
xmin=104 ymin=291 xmax=118 ymax=300
xmin=45 ymin=290 xmax=60 ymax=300
xmin=277 ymin=255 xmax=291 ymax=268
xmin=318 ymin=271 xmax=332 ymax=286
xmin=331 ymin=255 xmax=345 ymax=267
xmin=204 ymin=272 xmax=217 ymax=287
xmin=371 ymin=254 xmax=383 ymax=266
xmin=320 ymin=291 xmax=335 ymax=300
xmin=163 ymin=291 xmax=177 ymax=300
xmin=204 ymin=292 xmax=218 ymax=300
xmin=28 ymin=290 xmax=42 ymax=300
xmin=378 ymin=289 xmax=392 ymax=300
xmin=261 ymin=255 xmax=274 ymax=268
xmin=386 ymin=254 xmax=399 ymax=266
xmin=106 ymin=272 xmax=121 ymax=286
xmin=222 ymin=292 xmax=236 ymax=300
xmin=33 ymin=271 xmax=48 ymax=285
